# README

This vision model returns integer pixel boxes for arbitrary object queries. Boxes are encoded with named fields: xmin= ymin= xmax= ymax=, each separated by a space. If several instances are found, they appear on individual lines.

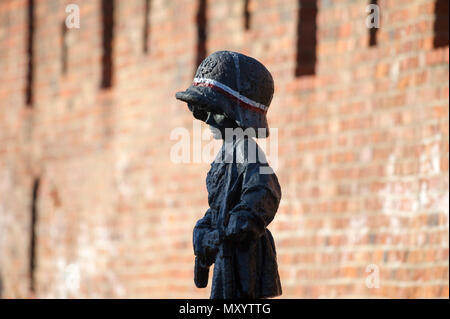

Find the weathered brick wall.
xmin=0 ymin=0 xmax=448 ymax=298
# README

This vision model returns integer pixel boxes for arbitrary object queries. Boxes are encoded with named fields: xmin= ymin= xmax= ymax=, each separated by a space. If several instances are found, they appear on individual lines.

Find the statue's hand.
xmin=194 ymin=226 xmax=219 ymax=266
xmin=202 ymin=230 xmax=220 ymax=265
xmin=203 ymin=229 xmax=220 ymax=248
xmin=194 ymin=256 xmax=210 ymax=288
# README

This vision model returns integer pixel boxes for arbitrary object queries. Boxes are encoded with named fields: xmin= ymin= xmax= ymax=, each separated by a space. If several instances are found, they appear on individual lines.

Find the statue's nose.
xmin=204 ymin=112 xmax=214 ymax=126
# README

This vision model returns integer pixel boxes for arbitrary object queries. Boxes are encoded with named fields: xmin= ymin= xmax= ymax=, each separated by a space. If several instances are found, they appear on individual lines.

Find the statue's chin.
xmin=209 ymin=126 xmax=223 ymax=140
xmin=212 ymin=132 xmax=223 ymax=140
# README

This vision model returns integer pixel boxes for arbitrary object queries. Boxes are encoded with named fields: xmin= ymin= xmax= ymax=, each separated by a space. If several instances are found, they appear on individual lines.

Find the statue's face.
xmin=188 ymin=102 xmax=237 ymax=140
xmin=188 ymin=103 xmax=208 ymax=122
xmin=205 ymin=112 xmax=237 ymax=140
xmin=205 ymin=112 xmax=226 ymax=128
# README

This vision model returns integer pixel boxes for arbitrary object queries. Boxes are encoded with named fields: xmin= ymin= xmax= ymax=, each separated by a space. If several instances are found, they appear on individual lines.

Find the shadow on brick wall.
xmin=295 ymin=0 xmax=317 ymax=77
xmin=434 ymin=0 xmax=449 ymax=48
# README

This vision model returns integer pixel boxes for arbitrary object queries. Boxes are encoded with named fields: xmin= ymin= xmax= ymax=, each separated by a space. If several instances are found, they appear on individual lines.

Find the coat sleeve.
xmin=193 ymin=209 xmax=220 ymax=266
xmin=225 ymin=161 xmax=281 ymax=242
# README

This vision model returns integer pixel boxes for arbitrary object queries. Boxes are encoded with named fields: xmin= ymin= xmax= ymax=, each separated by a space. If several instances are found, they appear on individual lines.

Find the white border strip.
xmin=193 ymin=77 xmax=268 ymax=112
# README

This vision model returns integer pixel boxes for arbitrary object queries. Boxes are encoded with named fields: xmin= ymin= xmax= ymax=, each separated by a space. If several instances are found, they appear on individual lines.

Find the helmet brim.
xmin=176 ymin=85 xmax=270 ymax=138
xmin=175 ymin=86 xmax=223 ymax=115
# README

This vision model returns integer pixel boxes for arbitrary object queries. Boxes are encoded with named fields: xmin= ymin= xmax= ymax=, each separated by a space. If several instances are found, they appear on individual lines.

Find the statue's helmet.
xmin=176 ymin=51 xmax=274 ymax=138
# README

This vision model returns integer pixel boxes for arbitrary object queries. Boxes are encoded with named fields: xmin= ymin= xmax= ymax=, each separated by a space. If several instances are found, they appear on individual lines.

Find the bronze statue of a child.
xmin=176 ymin=51 xmax=282 ymax=299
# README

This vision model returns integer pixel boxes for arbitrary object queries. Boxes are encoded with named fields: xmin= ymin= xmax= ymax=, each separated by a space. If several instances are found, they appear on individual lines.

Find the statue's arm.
xmin=225 ymin=162 xmax=281 ymax=243
xmin=193 ymin=209 xmax=219 ymax=266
